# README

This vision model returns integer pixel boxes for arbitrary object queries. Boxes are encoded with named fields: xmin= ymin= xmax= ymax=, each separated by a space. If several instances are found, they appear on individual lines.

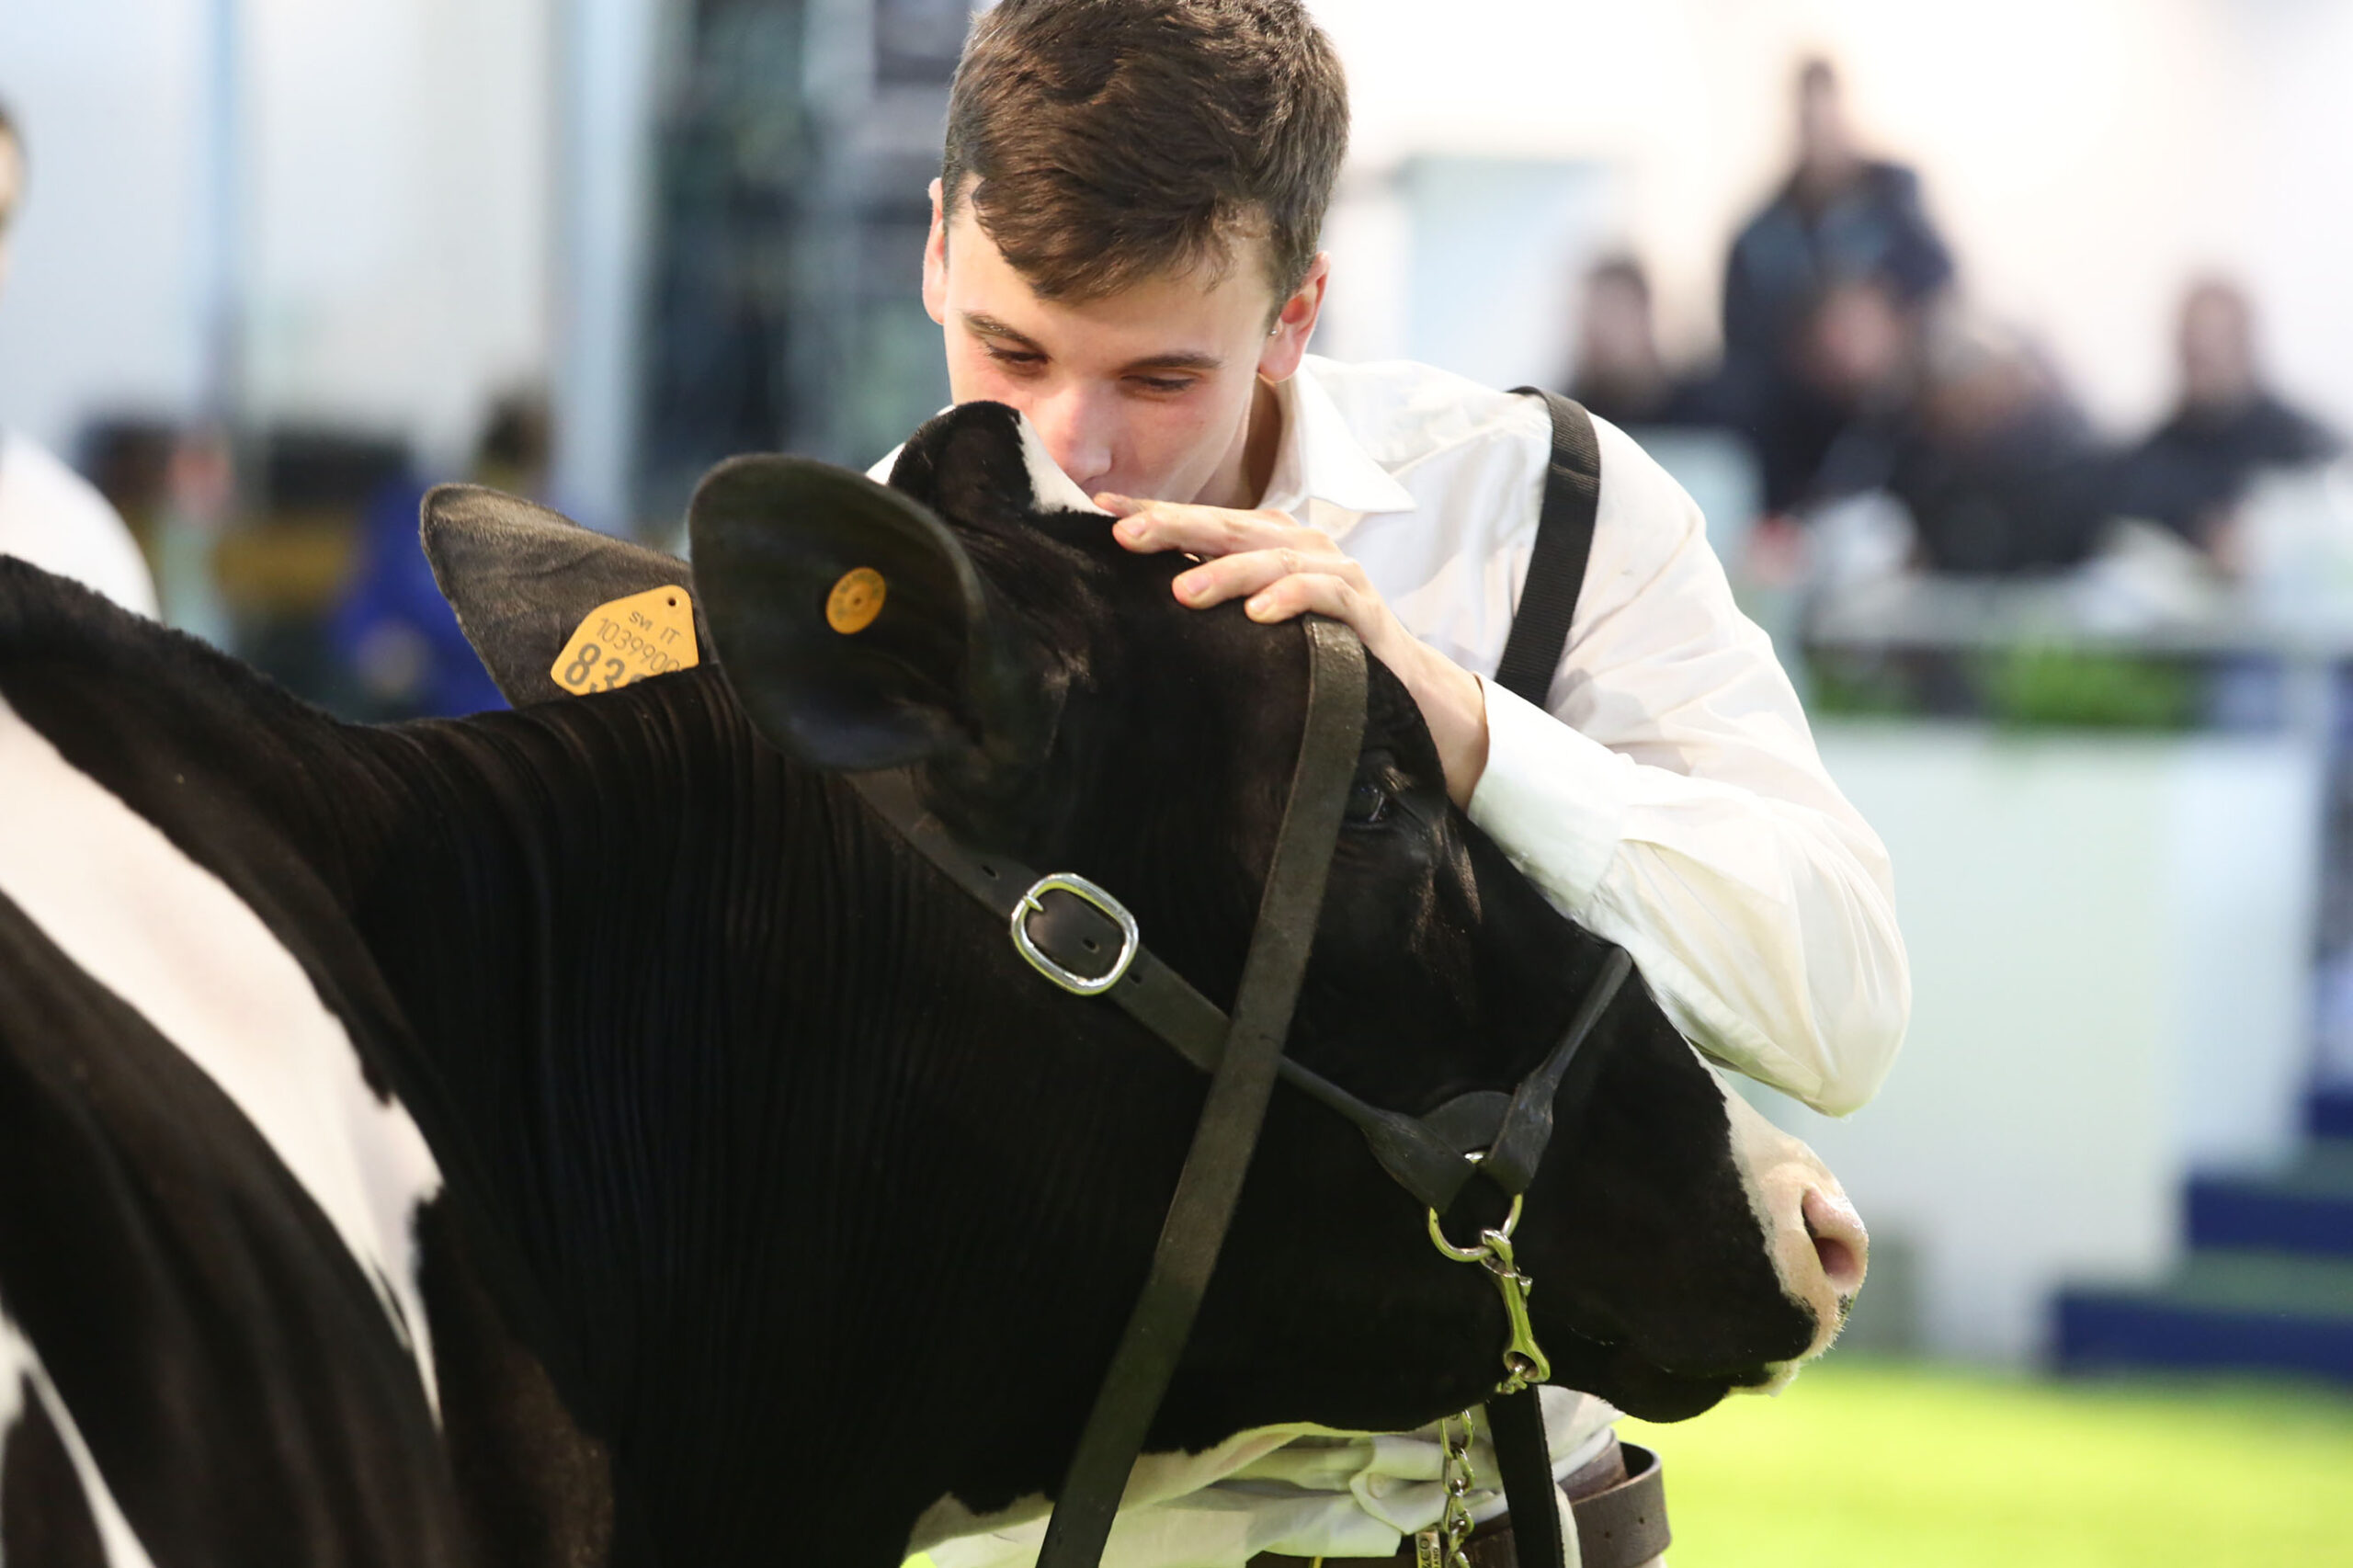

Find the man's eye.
xmin=983 ymin=345 xmax=1045 ymax=371
xmin=1344 ymin=778 xmax=1390 ymax=826
xmin=1128 ymin=376 xmax=1195 ymax=395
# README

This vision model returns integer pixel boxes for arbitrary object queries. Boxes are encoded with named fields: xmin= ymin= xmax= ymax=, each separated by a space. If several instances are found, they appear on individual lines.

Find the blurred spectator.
xmin=328 ymin=392 xmax=548 ymax=719
xmin=1804 ymin=277 xmax=1928 ymax=499
xmin=79 ymin=418 xmax=176 ymax=555
xmin=0 ymin=102 xmax=160 ymax=618
xmin=1722 ymin=58 xmax=1956 ymax=510
xmin=2112 ymin=278 xmax=2342 ymax=552
xmin=1853 ymin=312 xmax=2114 ymax=575
xmin=1563 ymin=255 xmax=1722 ymax=429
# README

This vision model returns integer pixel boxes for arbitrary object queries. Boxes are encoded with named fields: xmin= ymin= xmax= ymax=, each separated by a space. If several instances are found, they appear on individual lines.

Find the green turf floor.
xmin=1619 ymin=1358 xmax=2353 ymax=1566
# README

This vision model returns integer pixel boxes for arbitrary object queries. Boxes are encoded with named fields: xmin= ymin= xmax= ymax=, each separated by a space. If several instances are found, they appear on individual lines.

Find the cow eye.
xmin=1345 ymin=752 xmax=1403 ymax=827
xmin=1344 ymin=778 xmax=1390 ymax=826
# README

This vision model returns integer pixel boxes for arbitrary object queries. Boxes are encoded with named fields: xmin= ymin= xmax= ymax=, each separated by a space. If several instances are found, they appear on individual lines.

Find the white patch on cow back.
xmin=1 ymin=1308 xmax=161 ymax=1568
xmin=0 ymin=697 xmax=444 ymax=1415
xmin=1011 ymin=411 xmax=1113 ymax=517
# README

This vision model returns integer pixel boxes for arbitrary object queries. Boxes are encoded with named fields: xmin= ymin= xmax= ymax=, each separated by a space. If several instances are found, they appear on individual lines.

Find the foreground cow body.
xmin=0 ymin=404 xmax=1860 ymax=1567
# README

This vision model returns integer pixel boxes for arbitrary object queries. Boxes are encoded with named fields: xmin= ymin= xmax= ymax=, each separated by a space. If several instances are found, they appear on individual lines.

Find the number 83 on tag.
xmin=550 ymin=586 xmax=700 ymax=696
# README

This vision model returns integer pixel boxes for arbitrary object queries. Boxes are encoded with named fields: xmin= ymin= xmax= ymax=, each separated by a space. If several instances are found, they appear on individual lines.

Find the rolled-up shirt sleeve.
xmin=1464 ymin=419 xmax=1909 ymax=1116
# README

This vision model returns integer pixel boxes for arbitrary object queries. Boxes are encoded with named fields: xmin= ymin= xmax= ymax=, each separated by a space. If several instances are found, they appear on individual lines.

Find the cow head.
xmin=427 ymin=403 xmax=1863 ymax=1445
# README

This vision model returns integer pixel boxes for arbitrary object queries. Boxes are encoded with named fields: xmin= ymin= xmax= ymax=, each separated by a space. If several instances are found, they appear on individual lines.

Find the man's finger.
xmin=1171 ymin=545 xmax=1337 ymax=608
xmin=1248 ymin=573 xmax=1418 ymax=676
xmin=1108 ymin=500 xmax=1307 ymax=559
xmin=1172 ymin=546 xmax=1369 ymax=608
xmin=1245 ymin=571 xmax=1365 ymax=631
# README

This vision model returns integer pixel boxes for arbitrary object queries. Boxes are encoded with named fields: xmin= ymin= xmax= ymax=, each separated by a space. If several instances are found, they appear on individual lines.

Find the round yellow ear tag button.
xmin=826 ymin=567 xmax=887 ymax=634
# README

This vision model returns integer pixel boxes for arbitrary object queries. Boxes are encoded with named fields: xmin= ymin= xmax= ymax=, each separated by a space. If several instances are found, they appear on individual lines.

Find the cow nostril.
xmin=1801 ymin=1187 xmax=1869 ymax=1298
xmin=1811 ymin=1232 xmax=1859 ymax=1290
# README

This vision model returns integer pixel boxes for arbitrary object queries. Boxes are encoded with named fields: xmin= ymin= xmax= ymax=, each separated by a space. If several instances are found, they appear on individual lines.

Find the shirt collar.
xmin=1256 ymin=357 xmax=1418 ymax=526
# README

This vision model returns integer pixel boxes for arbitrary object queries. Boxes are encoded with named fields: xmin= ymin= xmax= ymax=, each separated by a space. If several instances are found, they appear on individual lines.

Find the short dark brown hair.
xmin=941 ymin=0 xmax=1348 ymax=305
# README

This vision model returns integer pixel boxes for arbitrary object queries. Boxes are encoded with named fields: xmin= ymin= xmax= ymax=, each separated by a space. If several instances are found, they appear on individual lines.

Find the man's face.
xmin=2180 ymin=285 xmax=2256 ymax=411
xmin=1578 ymin=274 xmax=1655 ymax=376
xmin=922 ymin=180 xmax=1323 ymax=504
xmin=1797 ymin=74 xmax=1853 ymax=175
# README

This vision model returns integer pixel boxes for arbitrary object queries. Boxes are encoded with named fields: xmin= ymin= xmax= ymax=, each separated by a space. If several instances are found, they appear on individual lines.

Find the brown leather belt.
xmin=1244 ymin=1437 xmax=1668 ymax=1568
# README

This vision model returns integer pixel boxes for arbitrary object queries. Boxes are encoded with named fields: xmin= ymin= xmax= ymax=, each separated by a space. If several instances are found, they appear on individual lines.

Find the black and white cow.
xmin=0 ymin=403 xmax=1864 ymax=1568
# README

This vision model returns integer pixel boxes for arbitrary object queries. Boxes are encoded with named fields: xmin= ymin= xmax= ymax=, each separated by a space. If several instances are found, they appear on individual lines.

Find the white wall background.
xmin=0 ymin=0 xmax=552 ymax=472
xmin=242 ymin=0 xmax=554 ymax=469
xmin=1310 ymin=0 xmax=2353 ymax=438
xmin=0 ymin=0 xmax=210 ymax=454
xmin=1755 ymin=722 xmax=2324 ymax=1362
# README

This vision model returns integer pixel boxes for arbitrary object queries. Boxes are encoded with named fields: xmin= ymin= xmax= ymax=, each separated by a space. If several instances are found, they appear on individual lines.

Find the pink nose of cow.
xmin=1801 ymin=1186 xmax=1869 ymax=1301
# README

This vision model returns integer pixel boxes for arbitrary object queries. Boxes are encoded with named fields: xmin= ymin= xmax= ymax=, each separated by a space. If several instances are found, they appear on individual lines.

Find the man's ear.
xmin=1257 ymin=250 xmax=1331 ymax=383
xmin=420 ymin=483 xmax=702 ymax=707
xmin=687 ymin=453 xmax=1047 ymax=773
xmin=924 ymin=176 xmax=949 ymax=326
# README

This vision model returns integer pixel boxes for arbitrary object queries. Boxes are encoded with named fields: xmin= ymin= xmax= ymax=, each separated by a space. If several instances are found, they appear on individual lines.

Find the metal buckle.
xmin=1010 ymin=872 xmax=1141 ymax=995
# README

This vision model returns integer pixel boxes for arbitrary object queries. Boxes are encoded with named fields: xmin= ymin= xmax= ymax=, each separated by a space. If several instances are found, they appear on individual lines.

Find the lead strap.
xmin=1034 ymin=617 xmax=1369 ymax=1568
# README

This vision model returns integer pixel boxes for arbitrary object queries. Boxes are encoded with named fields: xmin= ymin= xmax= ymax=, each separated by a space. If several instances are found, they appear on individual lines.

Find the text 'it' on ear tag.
xmin=550 ymin=585 xmax=699 ymax=696
xmin=827 ymin=567 xmax=887 ymax=634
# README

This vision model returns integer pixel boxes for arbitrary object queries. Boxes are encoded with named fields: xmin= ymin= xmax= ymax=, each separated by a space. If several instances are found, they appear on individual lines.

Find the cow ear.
xmin=687 ymin=453 xmax=1044 ymax=773
xmin=420 ymin=484 xmax=702 ymax=708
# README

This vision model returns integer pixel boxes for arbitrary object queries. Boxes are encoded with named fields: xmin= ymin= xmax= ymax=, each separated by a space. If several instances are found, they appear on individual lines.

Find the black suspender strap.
xmin=1492 ymin=390 xmax=1602 ymax=709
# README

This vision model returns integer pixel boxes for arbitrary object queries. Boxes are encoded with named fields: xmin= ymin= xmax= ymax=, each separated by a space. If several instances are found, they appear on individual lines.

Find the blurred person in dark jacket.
xmin=328 ymin=393 xmax=549 ymax=719
xmin=1563 ymin=254 xmax=1723 ymax=430
xmin=1722 ymin=58 xmax=1956 ymax=510
xmin=1881 ymin=312 xmax=2112 ymax=574
xmin=2113 ymin=278 xmax=2340 ymax=555
xmin=0 ymin=101 xmax=159 ymax=617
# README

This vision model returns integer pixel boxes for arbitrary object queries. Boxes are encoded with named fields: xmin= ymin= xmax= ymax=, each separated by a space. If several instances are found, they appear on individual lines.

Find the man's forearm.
xmin=1468 ymin=679 xmax=1910 ymax=1115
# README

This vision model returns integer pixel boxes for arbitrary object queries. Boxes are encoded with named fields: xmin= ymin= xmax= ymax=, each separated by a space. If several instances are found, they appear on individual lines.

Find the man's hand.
xmin=1098 ymin=494 xmax=1490 ymax=807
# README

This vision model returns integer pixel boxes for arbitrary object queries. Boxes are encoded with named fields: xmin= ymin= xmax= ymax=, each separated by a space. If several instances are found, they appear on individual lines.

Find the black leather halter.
xmin=849 ymin=614 xmax=1631 ymax=1568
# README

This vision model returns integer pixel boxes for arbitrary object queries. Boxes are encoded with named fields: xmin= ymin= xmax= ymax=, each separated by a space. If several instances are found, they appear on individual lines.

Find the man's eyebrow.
xmin=960 ymin=312 xmax=1222 ymax=374
xmin=961 ymin=312 xmax=1045 ymax=352
xmin=1116 ymin=350 xmax=1224 ymax=374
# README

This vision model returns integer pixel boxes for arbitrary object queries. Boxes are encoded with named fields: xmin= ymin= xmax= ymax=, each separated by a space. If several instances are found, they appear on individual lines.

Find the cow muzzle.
xmin=1719 ymin=1079 xmax=1870 ymax=1379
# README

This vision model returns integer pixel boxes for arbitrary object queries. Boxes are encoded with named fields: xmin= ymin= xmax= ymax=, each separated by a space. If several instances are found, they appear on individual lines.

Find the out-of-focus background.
xmin=5 ymin=0 xmax=2352 ymax=1558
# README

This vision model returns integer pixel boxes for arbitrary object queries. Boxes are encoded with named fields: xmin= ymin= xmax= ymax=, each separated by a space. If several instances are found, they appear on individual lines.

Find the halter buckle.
xmin=1011 ymin=873 xmax=1142 ymax=996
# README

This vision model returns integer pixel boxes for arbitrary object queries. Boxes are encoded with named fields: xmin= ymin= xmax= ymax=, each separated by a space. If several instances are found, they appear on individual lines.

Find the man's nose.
xmin=1028 ymin=388 xmax=1113 ymax=494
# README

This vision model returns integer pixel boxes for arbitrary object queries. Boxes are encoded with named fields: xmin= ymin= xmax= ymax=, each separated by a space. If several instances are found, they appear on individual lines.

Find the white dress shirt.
xmin=1263 ymin=356 xmax=1908 ymax=1116
xmin=0 ymin=431 xmax=159 ymax=620
xmin=885 ymin=357 xmax=1908 ymax=1568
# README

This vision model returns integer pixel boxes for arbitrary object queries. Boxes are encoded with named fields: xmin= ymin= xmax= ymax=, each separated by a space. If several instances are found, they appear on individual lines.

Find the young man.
xmin=890 ymin=5 xmax=1907 ymax=1565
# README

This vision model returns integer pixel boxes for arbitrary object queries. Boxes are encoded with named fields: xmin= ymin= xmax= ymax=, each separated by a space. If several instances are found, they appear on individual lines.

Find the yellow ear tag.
xmin=549 ymin=585 xmax=700 ymax=696
xmin=826 ymin=567 xmax=886 ymax=634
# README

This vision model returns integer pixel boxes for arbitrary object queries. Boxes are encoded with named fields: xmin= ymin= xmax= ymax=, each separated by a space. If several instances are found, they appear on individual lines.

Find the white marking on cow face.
xmin=1704 ymin=1049 xmax=1868 ymax=1385
xmin=2 ymin=1308 xmax=162 ymax=1568
xmin=1011 ymin=409 xmax=1114 ymax=517
xmin=0 ymin=698 xmax=445 ymax=1416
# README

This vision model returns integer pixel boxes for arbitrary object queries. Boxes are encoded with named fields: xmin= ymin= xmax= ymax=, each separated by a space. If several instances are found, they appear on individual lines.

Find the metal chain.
xmin=1416 ymin=1154 xmax=1554 ymax=1565
xmin=1438 ymin=1407 xmax=1480 ymax=1568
